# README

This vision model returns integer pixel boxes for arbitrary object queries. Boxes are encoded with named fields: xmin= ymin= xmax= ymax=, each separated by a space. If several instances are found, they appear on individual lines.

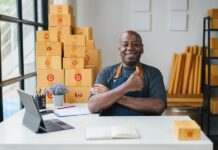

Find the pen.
xmin=57 ymin=105 xmax=75 ymax=109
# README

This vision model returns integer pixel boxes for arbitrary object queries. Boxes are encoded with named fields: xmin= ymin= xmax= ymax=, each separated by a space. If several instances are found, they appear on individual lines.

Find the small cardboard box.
xmin=65 ymin=68 xmax=94 ymax=86
xmin=210 ymin=38 xmax=218 ymax=49
xmin=205 ymin=65 xmax=218 ymax=85
xmin=50 ymin=4 xmax=73 ymax=15
xmin=206 ymin=48 xmax=218 ymax=57
xmin=64 ymin=46 xmax=86 ymax=58
xmin=74 ymin=27 xmax=93 ymax=40
xmin=65 ymin=86 xmax=91 ymax=103
xmin=211 ymin=19 xmax=218 ymax=29
xmin=63 ymin=34 xmax=86 ymax=47
xmin=36 ymin=30 xmax=58 ymax=42
xmin=37 ymin=69 xmax=64 ymax=87
xmin=36 ymin=56 xmax=62 ymax=69
xmin=36 ymin=41 xmax=62 ymax=56
xmin=86 ymin=40 xmax=95 ymax=50
xmin=211 ymin=99 xmax=218 ymax=114
xmin=208 ymin=9 xmax=218 ymax=19
xmin=173 ymin=120 xmax=201 ymax=140
xmin=49 ymin=14 xmax=74 ymax=27
xmin=63 ymin=57 xmax=85 ymax=69
xmin=49 ymin=26 xmax=72 ymax=40
xmin=85 ymin=49 xmax=101 ymax=67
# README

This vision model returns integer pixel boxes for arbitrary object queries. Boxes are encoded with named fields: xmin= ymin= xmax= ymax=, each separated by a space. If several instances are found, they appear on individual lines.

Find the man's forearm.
xmin=88 ymin=84 xmax=129 ymax=113
xmin=117 ymin=96 xmax=166 ymax=115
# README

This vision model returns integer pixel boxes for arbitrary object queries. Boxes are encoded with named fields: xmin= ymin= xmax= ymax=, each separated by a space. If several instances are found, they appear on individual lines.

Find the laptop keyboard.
xmin=44 ymin=120 xmax=63 ymax=131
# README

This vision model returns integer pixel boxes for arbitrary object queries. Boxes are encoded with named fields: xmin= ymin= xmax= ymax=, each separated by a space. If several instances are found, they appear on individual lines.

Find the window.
xmin=0 ymin=0 xmax=48 ymax=122
xmin=1 ymin=22 xmax=20 ymax=81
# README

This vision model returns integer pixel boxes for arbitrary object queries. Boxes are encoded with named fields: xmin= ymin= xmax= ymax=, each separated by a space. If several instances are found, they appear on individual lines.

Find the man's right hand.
xmin=123 ymin=67 xmax=144 ymax=92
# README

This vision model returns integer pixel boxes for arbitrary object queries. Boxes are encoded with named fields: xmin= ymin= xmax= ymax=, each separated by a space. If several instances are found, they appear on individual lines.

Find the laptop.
xmin=18 ymin=89 xmax=74 ymax=133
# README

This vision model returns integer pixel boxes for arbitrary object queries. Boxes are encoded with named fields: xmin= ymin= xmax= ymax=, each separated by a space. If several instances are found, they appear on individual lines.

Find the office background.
xmin=0 ymin=0 xmax=218 ymax=139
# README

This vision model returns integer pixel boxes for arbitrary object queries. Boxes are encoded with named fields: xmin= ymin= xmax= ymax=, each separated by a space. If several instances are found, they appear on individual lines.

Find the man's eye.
xmin=122 ymin=44 xmax=128 ymax=47
xmin=132 ymin=43 xmax=139 ymax=47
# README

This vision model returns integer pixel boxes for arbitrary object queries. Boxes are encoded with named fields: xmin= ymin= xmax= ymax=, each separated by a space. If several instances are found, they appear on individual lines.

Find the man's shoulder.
xmin=140 ymin=63 xmax=162 ymax=75
xmin=101 ymin=63 xmax=120 ymax=73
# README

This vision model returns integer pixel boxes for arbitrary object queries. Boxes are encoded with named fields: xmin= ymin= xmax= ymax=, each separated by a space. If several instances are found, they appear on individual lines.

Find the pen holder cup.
xmin=34 ymin=95 xmax=46 ymax=109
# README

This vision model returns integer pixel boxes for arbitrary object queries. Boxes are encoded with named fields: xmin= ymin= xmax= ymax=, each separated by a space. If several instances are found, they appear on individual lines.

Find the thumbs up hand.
xmin=123 ymin=66 xmax=144 ymax=92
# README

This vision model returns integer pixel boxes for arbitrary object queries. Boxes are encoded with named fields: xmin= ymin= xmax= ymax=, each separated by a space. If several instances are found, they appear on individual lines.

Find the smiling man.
xmin=88 ymin=30 xmax=167 ymax=116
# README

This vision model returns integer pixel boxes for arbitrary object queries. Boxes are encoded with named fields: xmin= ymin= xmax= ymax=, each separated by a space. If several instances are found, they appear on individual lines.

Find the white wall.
xmin=68 ymin=0 xmax=218 ymax=88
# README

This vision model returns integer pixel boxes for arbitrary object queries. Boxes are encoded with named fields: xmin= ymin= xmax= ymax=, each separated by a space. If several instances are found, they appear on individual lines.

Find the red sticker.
xmin=46 ymin=46 xmax=52 ymax=51
xmin=75 ymin=74 xmax=82 ymax=81
xmin=58 ymin=17 xmax=62 ymax=23
xmin=44 ymin=33 xmax=49 ymax=39
xmin=47 ymin=92 xmax=53 ymax=98
xmin=72 ymin=60 xmax=77 ymax=65
xmin=47 ymin=74 xmax=54 ymax=81
xmin=45 ymin=60 xmax=51 ymax=65
xmin=187 ymin=132 xmax=193 ymax=137
xmin=75 ymin=92 xmax=82 ymax=98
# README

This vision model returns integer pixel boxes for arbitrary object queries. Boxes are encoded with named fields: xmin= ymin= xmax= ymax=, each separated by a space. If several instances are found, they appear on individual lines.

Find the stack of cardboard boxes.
xmin=36 ymin=4 xmax=101 ymax=104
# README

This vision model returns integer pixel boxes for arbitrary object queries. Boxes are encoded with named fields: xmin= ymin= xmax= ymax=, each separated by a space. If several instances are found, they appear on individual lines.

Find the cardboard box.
xmin=36 ymin=30 xmax=58 ymax=42
xmin=208 ymin=9 xmax=218 ymax=19
xmin=211 ymin=19 xmax=218 ymax=29
xmin=36 ymin=56 xmax=62 ymax=69
xmin=86 ymin=40 xmax=95 ymax=50
xmin=206 ymin=48 xmax=218 ymax=57
xmin=63 ymin=57 xmax=85 ymax=69
xmin=37 ymin=69 xmax=64 ymax=87
xmin=85 ymin=49 xmax=101 ymax=67
xmin=50 ymin=4 xmax=73 ymax=15
xmin=65 ymin=68 xmax=94 ymax=86
xmin=49 ymin=14 xmax=74 ymax=27
xmin=74 ymin=27 xmax=93 ymax=40
xmin=63 ymin=34 xmax=86 ymax=47
xmin=36 ymin=42 xmax=62 ymax=56
xmin=64 ymin=46 xmax=86 ymax=58
xmin=205 ymin=65 xmax=218 ymax=85
xmin=65 ymin=86 xmax=91 ymax=103
xmin=49 ymin=26 xmax=72 ymax=40
xmin=210 ymin=38 xmax=218 ymax=49
xmin=211 ymin=99 xmax=218 ymax=114
xmin=173 ymin=120 xmax=201 ymax=140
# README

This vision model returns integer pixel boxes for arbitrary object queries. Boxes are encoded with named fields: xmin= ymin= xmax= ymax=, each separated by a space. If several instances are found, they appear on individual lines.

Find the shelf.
xmin=205 ymin=29 xmax=218 ymax=31
xmin=204 ymin=85 xmax=218 ymax=88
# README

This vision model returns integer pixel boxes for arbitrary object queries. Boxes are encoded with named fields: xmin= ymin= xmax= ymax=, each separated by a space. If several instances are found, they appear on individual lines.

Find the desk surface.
xmin=0 ymin=106 xmax=213 ymax=150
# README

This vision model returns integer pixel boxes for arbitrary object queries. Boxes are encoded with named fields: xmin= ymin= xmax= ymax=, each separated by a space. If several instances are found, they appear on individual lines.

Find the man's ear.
xmin=141 ymin=44 xmax=144 ymax=54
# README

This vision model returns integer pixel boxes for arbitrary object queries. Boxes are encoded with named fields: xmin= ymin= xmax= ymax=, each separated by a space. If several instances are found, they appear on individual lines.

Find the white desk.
xmin=0 ymin=109 xmax=213 ymax=150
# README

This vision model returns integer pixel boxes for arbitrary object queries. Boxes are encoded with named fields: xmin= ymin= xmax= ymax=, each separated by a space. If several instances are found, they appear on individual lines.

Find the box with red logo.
xmin=65 ymin=86 xmax=91 ymax=103
xmin=36 ymin=56 xmax=62 ymax=69
xmin=85 ymin=49 xmax=101 ymax=67
xmin=49 ymin=14 xmax=75 ymax=27
xmin=86 ymin=40 xmax=95 ymax=50
xmin=49 ymin=26 xmax=72 ymax=40
xmin=36 ymin=42 xmax=62 ymax=56
xmin=65 ymin=68 xmax=94 ymax=86
xmin=36 ymin=30 xmax=59 ymax=42
xmin=74 ymin=27 xmax=93 ymax=40
xmin=37 ymin=69 xmax=64 ymax=87
xmin=62 ymin=34 xmax=86 ymax=46
xmin=50 ymin=4 xmax=73 ymax=15
xmin=63 ymin=57 xmax=85 ymax=69
xmin=173 ymin=120 xmax=200 ymax=140
xmin=64 ymin=46 xmax=86 ymax=58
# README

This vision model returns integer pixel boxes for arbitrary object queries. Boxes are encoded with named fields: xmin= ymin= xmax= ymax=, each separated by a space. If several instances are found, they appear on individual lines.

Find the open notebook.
xmin=85 ymin=126 xmax=140 ymax=140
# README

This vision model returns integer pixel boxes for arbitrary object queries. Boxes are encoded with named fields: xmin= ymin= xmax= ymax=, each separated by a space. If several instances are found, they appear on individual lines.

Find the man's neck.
xmin=122 ymin=62 xmax=140 ymax=69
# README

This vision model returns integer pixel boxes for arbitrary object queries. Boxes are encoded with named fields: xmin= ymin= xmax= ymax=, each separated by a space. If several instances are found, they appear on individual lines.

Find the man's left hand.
xmin=90 ymin=84 xmax=109 ymax=95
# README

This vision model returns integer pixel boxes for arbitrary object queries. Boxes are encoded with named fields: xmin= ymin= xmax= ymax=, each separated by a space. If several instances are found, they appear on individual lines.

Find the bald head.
xmin=120 ymin=30 xmax=143 ymax=46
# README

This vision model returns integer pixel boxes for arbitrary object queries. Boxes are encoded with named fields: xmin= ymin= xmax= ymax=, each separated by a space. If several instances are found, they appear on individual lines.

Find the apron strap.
xmin=113 ymin=63 xmax=144 ymax=82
